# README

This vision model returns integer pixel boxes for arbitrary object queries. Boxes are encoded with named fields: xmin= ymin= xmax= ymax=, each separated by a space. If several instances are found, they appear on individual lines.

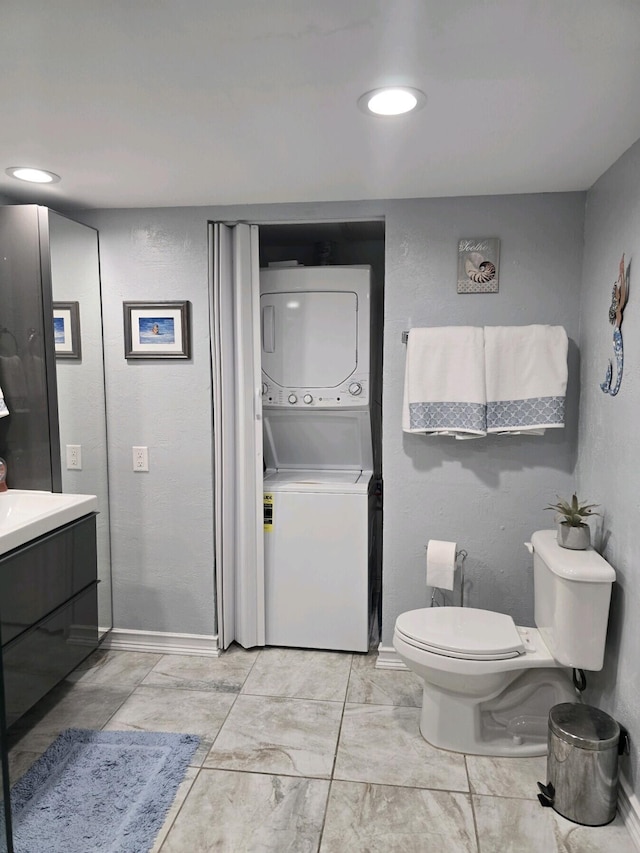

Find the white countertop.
xmin=0 ymin=489 xmax=98 ymax=556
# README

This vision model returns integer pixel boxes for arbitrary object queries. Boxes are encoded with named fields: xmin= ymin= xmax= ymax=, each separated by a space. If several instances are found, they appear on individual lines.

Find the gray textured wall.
xmin=77 ymin=207 xmax=216 ymax=635
xmin=380 ymin=194 xmax=585 ymax=644
xmin=576 ymin=137 xmax=640 ymax=793
xmin=79 ymin=194 xmax=585 ymax=642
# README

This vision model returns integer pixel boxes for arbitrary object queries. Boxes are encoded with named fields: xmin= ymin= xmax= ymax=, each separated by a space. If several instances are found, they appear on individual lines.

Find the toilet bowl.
xmin=392 ymin=531 xmax=616 ymax=757
xmin=393 ymin=607 xmax=576 ymax=756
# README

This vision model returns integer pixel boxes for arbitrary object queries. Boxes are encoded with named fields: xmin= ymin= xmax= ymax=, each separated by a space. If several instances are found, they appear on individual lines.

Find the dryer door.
xmin=261 ymin=289 xmax=357 ymax=389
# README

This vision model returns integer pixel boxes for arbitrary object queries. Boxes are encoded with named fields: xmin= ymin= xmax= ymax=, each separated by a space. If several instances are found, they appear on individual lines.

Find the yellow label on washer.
xmin=263 ymin=493 xmax=274 ymax=531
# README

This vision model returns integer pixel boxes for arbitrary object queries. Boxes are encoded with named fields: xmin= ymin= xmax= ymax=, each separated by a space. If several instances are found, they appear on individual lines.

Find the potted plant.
xmin=545 ymin=493 xmax=600 ymax=550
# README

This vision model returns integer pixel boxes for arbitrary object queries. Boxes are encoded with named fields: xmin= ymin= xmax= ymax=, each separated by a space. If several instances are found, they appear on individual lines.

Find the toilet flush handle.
xmin=524 ymin=542 xmax=533 ymax=554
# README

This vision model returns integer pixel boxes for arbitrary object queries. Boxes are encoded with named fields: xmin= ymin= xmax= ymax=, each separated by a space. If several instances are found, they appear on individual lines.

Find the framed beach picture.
xmin=53 ymin=302 xmax=81 ymax=359
xmin=123 ymin=301 xmax=191 ymax=359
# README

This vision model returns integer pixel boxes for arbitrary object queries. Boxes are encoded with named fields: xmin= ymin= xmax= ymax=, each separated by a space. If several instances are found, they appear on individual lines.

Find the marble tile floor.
xmin=6 ymin=645 xmax=637 ymax=853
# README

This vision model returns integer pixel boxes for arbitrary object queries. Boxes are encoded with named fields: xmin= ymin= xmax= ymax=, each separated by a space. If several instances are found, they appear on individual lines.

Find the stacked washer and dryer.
xmin=260 ymin=265 xmax=377 ymax=653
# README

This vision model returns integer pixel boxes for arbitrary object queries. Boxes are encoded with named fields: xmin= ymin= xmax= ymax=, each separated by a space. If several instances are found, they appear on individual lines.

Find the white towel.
xmin=0 ymin=355 xmax=27 ymax=412
xmin=484 ymin=325 xmax=568 ymax=434
xmin=0 ymin=384 xmax=8 ymax=418
xmin=402 ymin=327 xmax=486 ymax=437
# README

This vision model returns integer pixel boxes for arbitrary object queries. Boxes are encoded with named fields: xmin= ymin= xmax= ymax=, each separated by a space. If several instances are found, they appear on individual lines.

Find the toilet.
xmin=393 ymin=530 xmax=616 ymax=756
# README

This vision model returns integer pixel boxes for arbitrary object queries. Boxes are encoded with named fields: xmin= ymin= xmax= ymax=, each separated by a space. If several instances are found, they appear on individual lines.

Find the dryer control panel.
xmin=262 ymin=377 xmax=369 ymax=408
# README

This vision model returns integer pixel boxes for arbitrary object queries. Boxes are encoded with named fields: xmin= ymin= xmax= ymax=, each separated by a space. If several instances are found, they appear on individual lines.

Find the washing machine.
xmin=263 ymin=466 xmax=374 ymax=652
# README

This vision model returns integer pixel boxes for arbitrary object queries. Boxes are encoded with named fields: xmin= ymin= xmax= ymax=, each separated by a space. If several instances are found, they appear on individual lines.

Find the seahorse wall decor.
xmin=601 ymin=253 xmax=630 ymax=396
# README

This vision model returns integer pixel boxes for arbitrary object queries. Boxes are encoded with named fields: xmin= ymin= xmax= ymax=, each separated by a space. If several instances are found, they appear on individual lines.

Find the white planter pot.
xmin=557 ymin=523 xmax=590 ymax=550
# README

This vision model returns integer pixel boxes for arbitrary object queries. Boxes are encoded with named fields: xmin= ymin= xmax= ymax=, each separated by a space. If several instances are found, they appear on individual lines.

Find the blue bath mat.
xmin=10 ymin=728 xmax=200 ymax=853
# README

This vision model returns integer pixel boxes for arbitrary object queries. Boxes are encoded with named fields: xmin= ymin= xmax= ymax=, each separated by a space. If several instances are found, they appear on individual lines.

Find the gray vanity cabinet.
xmin=0 ymin=513 xmax=98 ymax=727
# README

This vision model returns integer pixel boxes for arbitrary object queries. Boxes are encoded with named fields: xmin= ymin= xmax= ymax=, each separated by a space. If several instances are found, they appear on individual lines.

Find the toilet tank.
xmin=531 ymin=530 xmax=616 ymax=671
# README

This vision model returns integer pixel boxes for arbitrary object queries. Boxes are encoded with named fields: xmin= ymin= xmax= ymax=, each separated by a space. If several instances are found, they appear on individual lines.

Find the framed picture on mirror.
xmin=53 ymin=302 xmax=81 ymax=359
xmin=123 ymin=301 xmax=191 ymax=359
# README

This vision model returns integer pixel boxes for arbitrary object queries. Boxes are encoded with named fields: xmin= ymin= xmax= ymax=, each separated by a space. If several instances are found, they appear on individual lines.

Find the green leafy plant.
xmin=545 ymin=493 xmax=600 ymax=527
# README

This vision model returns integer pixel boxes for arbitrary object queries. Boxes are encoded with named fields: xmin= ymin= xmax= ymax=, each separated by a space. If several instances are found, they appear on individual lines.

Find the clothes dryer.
xmin=260 ymin=265 xmax=371 ymax=409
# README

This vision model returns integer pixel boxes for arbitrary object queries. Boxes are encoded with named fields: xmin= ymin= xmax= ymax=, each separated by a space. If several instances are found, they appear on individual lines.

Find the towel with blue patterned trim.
xmin=484 ymin=325 xmax=568 ymax=434
xmin=402 ymin=326 xmax=487 ymax=438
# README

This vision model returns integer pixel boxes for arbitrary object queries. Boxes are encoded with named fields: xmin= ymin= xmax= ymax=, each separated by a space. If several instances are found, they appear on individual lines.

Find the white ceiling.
xmin=2 ymin=1 xmax=640 ymax=210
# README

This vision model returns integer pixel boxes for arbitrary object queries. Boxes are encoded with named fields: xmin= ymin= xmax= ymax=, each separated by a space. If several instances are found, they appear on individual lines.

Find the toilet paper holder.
xmin=429 ymin=548 xmax=468 ymax=608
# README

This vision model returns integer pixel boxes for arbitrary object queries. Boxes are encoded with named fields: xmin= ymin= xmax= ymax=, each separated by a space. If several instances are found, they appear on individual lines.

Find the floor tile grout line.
xmin=463 ymin=751 xmax=472 ymax=794
xmin=201 ymin=690 xmax=241 ymax=758
xmin=192 ymin=766 xmax=334 ymax=782
xmin=68 ymin=647 xmax=163 ymax=685
xmin=192 ymin=763 xmax=473 ymax=793
xmin=99 ymin=673 xmax=165 ymax=732
xmin=329 ymin=653 xmax=354 ymax=781
xmin=155 ymin=765 xmax=202 ymax=853
xmin=200 ymin=644 xmax=266 ymax=758
xmin=465 ymin=755 xmax=483 ymax=853
xmin=131 ymin=683 xmax=347 ymax=703
xmin=143 ymin=650 xmax=171 ymax=676
xmin=317 ymin=777 xmax=335 ymax=852
xmin=242 ymin=644 xmax=262 ymax=680
xmin=316 ymin=652 xmax=355 ymax=852
xmin=239 ymin=690 xmax=346 ymax=702
xmin=58 ymin=648 xmax=164 ymax=734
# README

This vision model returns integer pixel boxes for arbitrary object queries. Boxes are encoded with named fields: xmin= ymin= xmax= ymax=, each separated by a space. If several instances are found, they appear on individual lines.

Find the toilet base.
xmin=419 ymin=668 xmax=577 ymax=756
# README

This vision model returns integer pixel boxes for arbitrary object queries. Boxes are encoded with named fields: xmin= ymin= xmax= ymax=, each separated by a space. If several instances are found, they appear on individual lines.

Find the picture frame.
xmin=53 ymin=302 xmax=82 ymax=359
xmin=457 ymin=238 xmax=500 ymax=294
xmin=123 ymin=301 xmax=191 ymax=359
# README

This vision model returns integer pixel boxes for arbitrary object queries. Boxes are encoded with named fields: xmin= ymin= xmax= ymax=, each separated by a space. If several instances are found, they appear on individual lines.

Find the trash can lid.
xmin=549 ymin=703 xmax=620 ymax=751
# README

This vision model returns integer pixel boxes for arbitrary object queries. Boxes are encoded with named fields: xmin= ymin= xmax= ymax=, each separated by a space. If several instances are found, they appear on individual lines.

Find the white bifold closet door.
xmin=210 ymin=222 xmax=264 ymax=650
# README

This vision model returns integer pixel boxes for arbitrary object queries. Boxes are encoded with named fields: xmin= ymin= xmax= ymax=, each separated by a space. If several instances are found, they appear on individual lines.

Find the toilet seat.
xmin=394 ymin=607 xmax=525 ymax=661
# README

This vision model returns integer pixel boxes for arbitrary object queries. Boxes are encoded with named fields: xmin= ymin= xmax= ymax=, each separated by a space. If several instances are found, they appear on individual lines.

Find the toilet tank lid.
xmin=531 ymin=530 xmax=616 ymax=583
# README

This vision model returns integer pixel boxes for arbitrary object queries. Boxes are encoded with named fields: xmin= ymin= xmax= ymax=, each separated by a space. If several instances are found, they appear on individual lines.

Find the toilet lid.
xmin=395 ymin=608 xmax=525 ymax=660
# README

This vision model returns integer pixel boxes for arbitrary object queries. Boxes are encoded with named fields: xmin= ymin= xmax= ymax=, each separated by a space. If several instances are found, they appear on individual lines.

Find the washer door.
xmin=395 ymin=608 xmax=525 ymax=660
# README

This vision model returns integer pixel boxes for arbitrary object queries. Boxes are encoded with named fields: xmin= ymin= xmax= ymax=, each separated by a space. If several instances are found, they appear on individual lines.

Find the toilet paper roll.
xmin=426 ymin=540 xmax=457 ymax=590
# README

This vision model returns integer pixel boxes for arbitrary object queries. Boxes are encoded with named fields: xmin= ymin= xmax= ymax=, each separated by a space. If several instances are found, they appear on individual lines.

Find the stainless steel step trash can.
xmin=537 ymin=702 xmax=627 ymax=826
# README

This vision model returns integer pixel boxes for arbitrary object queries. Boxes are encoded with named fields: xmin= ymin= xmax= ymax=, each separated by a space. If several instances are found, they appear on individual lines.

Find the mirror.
xmin=48 ymin=212 xmax=112 ymax=634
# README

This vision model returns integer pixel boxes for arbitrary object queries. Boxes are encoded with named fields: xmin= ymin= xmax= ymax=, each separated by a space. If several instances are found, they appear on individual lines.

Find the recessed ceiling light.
xmin=5 ymin=166 xmax=61 ymax=184
xmin=358 ymin=87 xmax=426 ymax=116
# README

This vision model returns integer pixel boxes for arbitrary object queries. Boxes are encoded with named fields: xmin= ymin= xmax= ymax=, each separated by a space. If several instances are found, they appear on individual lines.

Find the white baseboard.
xmin=619 ymin=773 xmax=640 ymax=850
xmin=100 ymin=628 xmax=220 ymax=657
xmin=375 ymin=644 xmax=408 ymax=670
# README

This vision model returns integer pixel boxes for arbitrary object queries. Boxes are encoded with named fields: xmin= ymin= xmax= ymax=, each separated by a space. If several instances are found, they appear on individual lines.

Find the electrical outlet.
xmin=66 ymin=445 xmax=82 ymax=470
xmin=132 ymin=446 xmax=149 ymax=472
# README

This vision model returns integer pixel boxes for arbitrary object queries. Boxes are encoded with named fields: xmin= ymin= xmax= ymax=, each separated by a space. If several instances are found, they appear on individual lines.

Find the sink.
xmin=0 ymin=489 xmax=98 ymax=556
